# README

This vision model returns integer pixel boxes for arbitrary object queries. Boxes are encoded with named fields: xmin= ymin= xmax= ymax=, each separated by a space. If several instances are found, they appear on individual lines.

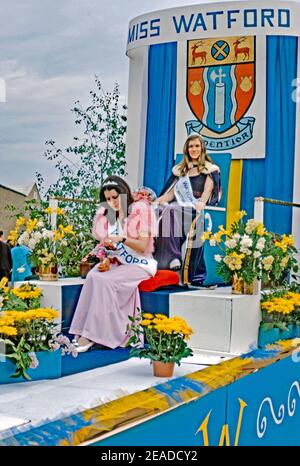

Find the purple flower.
xmin=28 ymin=352 xmax=39 ymax=369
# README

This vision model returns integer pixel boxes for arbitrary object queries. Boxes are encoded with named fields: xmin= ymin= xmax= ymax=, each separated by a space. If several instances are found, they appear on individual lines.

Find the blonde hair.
xmin=178 ymin=134 xmax=212 ymax=176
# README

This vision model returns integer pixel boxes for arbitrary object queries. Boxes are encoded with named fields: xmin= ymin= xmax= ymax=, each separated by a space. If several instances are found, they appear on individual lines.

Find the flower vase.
xmin=152 ymin=361 xmax=175 ymax=377
xmin=232 ymin=274 xmax=259 ymax=295
xmin=37 ymin=263 xmax=58 ymax=281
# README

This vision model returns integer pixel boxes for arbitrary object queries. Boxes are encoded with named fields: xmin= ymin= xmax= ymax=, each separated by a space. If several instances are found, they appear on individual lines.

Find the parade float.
xmin=1 ymin=0 xmax=300 ymax=446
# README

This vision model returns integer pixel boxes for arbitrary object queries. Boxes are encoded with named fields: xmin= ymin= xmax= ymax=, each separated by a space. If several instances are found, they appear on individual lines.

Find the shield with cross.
xmin=187 ymin=36 xmax=256 ymax=134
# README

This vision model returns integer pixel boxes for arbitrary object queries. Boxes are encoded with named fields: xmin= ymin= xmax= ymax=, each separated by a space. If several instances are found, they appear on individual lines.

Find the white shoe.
xmin=169 ymin=258 xmax=182 ymax=271
xmin=76 ymin=341 xmax=95 ymax=353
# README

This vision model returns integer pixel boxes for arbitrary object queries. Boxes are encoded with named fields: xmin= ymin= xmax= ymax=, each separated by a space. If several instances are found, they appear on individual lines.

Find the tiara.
xmin=102 ymin=181 xmax=118 ymax=187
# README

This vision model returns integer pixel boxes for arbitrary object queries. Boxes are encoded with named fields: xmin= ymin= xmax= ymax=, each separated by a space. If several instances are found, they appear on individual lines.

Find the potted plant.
xmin=259 ymin=288 xmax=300 ymax=346
xmin=126 ymin=312 xmax=193 ymax=377
xmin=0 ymin=280 xmax=77 ymax=382
xmin=202 ymin=211 xmax=298 ymax=293
xmin=8 ymin=205 xmax=76 ymax=280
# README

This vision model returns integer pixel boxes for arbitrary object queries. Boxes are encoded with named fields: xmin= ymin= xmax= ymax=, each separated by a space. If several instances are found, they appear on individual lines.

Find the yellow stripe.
xmin=226 ymin=160 xmax=243 ymax=230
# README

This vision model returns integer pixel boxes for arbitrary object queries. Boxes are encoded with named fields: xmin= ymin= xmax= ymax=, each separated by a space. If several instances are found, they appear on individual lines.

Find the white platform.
xmin=0 ymin=358 xmax=208 ymax=437
xmin=170 ymin=286 xmax=261 ymax=354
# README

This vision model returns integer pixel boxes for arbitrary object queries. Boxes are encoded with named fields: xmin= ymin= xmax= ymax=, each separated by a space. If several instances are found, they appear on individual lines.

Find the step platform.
xmin=170 ymin=286 xmax=261 ymax=354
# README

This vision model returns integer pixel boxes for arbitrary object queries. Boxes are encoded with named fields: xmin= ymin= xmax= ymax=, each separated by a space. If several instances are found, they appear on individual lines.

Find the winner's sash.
xmin=108 ymin=222 xmax=157 ymax=276
xmin=174 ymin=175 xmax=198 ymax=208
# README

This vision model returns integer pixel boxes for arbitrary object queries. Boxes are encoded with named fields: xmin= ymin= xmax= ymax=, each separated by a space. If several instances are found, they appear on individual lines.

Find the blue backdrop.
xmin=144 ymin=36 xmax=298 ymax=235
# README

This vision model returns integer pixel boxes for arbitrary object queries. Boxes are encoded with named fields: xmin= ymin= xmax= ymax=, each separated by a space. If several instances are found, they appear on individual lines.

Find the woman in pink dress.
xmin=69 ymin=176 xmax=157 ymax=352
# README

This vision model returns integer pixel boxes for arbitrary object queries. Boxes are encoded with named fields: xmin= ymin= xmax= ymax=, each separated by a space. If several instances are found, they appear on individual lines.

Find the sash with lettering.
xmin=174 ymin=175 xmax=198 ymax=208
xmin=108 ymin=222 xmax=157 ymax=276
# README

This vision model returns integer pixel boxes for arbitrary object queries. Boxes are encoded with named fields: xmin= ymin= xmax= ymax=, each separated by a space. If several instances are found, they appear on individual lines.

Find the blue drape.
xmin=143 ymin=42 xmax=177 ymax=195
xmin=241 ymin=36 xmax=298 ymax=234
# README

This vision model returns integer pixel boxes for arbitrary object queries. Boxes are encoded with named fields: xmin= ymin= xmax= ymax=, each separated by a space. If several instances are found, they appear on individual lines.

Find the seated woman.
xmin=154 ymin=134 xmax=221 ymax=287
xmin=69 ymin=175 xmax=157 ymax=352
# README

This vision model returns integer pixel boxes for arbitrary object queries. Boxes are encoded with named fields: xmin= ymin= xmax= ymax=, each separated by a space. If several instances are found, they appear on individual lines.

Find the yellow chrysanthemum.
xmin=202 ymin=231 xmax=212 ymax=241
xmin=141 ymin=319 xmax=152 ymax=327
xmin=0 ymin=277 xmax=9 ymax=290
xmin=0 ymin=326 xmax=18 ymax=336
xmin=142 ymin=313 xmax=154 ymax=320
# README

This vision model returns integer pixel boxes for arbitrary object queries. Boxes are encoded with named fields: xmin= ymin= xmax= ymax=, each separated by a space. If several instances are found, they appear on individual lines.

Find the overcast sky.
xmin=0 ymin=0 xmax=215 ymax=189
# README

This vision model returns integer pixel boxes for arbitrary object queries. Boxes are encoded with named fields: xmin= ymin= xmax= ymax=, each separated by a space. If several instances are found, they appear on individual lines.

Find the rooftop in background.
xmin=0 ymin=183 xmax=36 ymax=197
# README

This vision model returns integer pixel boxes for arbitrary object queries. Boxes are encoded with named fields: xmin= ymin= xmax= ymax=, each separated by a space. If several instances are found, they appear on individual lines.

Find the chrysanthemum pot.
xmin=258 ymin=327 xmax=280 ymax=347
xmin=0 ymin=350 xmax=61 ymax=384
xmin=152 ymin=361 xmax=175 ymax=377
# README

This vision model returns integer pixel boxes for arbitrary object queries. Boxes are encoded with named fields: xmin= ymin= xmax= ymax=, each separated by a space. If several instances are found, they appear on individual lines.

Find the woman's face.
xmin=104 ymin=189 xmax=120 ymax=211
xmin=188 ymin=138 xmax=202 ymax=161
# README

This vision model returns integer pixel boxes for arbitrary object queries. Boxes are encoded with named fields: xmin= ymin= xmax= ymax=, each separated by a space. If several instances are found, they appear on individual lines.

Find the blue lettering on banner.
xmin=172 ymin=14 xmax=195 ymax=33
xmin=140 ymin=21 xmax=148 ymax=39
xmin=227 ymin=9 xmax=240 ymax=28
xmin=206 ymin=11 xmax=224 ymax=30
xmin=261 ymin=9 xmax=274 ymax=27
xmin=128 ymin=8 xmax=292 ymax=45
xmin=244 ymin=9 xmax=258 ymax=27
xmin=127 ymin=18 xmax=160 ymax=44
xmin=278 ymin=9 xmax=290 ymax=27
xmin=126 ymin=255 xmax=133 ymax=263
xmin=150 ymin=18 xmax=160 ymax=37
xmin=171 ymin=8 xmax=292 ymax=35
xmin=193 ymin=13 xmax=207 ymax=32
xmin=127 ymin=25 xmax=135 ymax=44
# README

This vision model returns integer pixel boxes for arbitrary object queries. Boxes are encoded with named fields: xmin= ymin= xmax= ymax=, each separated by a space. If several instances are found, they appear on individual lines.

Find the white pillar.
xmin=253 ymin=197 xmax=264 ymax=223
xmin=125 ymin=46 xmax=148 ymax=190
xmin=49 ymin=198 xmax=58 ymax=230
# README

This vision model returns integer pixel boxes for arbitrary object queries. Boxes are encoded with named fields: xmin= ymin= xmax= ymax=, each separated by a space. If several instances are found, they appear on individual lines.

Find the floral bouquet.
xmin=126 ymin=311 xmax=193 ymax=365
xmin=8 ymin=205 xmax=76 ymax=272
xmin=260 ymin=287 xmax=300 ymax=331
xmin=80 ymin=243 xmax=121 ymax=278
xmin=0 ymin=282 xmax=77 ymax=379
xmin=83 ymin=242 xmax=120 ymax=263
xmin=1 ymin=282 xmax=42 ymax=311
xmin=202 ymin=211 xmax=298 ymax=287
xmin=0 ymin=278 xmax=9 ymax=311
xmin=133 ymin=186 xmax=157 ymax=205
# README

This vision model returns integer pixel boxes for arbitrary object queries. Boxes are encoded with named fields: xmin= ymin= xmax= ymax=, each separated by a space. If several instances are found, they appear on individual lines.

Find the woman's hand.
xmin=98 ymin=257 xmax=111 ymax=272
xmin=105 ymin=236 xmax=123 ymax=244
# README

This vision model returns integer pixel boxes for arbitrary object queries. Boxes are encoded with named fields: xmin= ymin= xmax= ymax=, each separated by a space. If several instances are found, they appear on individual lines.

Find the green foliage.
xmin=126 ymin=312 xmax=193 ymax=365
xmin=34 ymin=77 xmax=127 ymax=275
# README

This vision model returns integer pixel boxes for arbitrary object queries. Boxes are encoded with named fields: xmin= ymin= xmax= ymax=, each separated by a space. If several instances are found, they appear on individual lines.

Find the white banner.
xmin=175 ymin=35 xmax=266 ymax=159
xmin=126 ymin=0 xmax=300 ymax=54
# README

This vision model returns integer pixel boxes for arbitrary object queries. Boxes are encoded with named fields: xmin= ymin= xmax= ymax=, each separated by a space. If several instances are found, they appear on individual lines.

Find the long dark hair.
xmin=99 ymin=175 xmax=134 ymax=225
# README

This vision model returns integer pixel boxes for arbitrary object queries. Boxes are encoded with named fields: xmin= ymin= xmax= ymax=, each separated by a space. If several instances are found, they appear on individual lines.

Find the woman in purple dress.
xmin=154 ymin=134 xmax=221 ymax=287
xmin=70 ymin=176 xmax=157 ymax=352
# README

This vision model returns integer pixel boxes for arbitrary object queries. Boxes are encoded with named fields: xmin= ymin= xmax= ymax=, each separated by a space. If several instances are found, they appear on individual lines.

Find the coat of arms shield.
xmin=186 ymin=36 xmax=255 ymax=138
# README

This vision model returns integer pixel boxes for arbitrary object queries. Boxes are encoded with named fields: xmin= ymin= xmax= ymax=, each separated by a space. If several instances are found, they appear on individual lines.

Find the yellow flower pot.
xmin=37 ymin=264 xmax=58 ymax=281
xmin=232 ymin=274 xmax=259 ymax=295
